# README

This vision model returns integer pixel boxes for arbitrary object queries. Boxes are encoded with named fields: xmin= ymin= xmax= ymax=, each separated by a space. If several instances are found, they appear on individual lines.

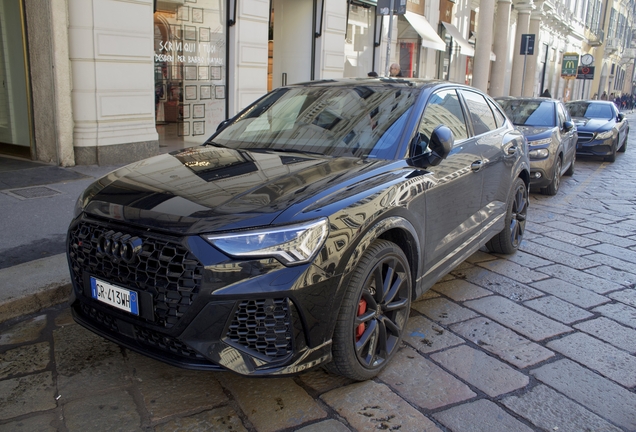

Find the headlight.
xmin=528 ymin=148 xmax=549 ymax=159
xmin=527 ymin=138 xmax=552 ymax=146
xmin=595 ymin=130 xmax=614 ymax=140
xmin=202 ymin=218 xmax=329 ymax=266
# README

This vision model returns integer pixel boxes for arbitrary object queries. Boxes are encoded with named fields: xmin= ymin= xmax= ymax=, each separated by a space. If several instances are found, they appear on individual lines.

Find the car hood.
xmin=80 ymin=145 xmax=398 ymax=234
xmin=571 ymin=117 xmax=612 ymax=131
xmin=513 ymin=125 xmax=553 ymax=141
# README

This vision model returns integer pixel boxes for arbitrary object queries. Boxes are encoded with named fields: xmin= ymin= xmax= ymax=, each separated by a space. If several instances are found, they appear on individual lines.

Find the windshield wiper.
xmin=248 ymin=147 xmax=327 ymax=156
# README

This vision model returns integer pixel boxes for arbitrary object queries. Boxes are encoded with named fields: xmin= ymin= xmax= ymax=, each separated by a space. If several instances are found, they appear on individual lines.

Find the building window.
xmin=154 ymin=0 xmax=227 ymax=147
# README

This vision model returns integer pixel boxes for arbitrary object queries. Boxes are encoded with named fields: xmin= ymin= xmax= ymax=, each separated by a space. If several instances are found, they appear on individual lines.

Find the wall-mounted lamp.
xmin=228 ymin=0 xmax=238 ymax=26
xmin=374 ymin=14 xmax=383 ymax=47
xmin=314 ymin=0 xmax=325 ymax=38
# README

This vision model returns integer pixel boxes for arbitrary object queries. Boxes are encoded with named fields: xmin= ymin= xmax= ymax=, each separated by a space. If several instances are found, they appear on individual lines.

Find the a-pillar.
xmin=472 ymin=0 xmax=496 ymax=92
xmin=489 ymin=0 xmax=512 ymax=96
xmin=522 ymin=10 xmax=542 ymax=96
xmin=509 ymin=2 xmax=533 ymax=96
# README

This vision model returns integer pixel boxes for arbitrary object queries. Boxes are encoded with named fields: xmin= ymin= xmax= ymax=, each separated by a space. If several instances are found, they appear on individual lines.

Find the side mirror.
xmin=563 ymin=120 xmax=575 ymax=132
xmin=617 ymin=113 xmax=625 ymax=122
xmin=425 ymin=125 xmax=453 ymax=166
xmin=216 ymin=118 xmax=232 ymax=131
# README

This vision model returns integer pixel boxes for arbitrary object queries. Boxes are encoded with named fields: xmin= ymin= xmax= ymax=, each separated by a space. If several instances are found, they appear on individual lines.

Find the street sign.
xmin=576 ymin=66 xmax=595 ymax=80
xmin=520 ymin=34 xmax=535 ymax=55
xmin=561 ymin=53 xmax=579 ymax=77
xmin=378 ymin=0 xmax=407 ymax=15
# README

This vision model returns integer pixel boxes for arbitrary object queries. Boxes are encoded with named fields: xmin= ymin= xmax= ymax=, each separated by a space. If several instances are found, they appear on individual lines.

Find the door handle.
xmin=471 ymin=160 xmax=484 ymax=172
xmin=506 ymin=146 xmax=517 ymax=155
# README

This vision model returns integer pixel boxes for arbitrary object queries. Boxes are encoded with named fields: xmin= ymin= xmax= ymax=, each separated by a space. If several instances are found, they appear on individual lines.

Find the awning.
xmin=441 ymin=22 xmax=474 ymax=56
xmin=441 ymin=21 xmax=496 ymax=61
xmin=403 ymin=11 xmax=446 ymax=52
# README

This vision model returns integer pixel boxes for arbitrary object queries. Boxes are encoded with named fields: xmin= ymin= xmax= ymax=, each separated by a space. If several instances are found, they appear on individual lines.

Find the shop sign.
xmin=377 ymin=0 xmax=407 ymax=15
xmin=576 ymin=66 xmax=595 ymax=80
xmin=561 ymin=53 xmax=579 ymax=77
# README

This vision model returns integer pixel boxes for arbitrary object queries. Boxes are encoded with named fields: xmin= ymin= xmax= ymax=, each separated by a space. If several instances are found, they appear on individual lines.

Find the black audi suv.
xmin=67 ymin=79 xmax=530 ymax=380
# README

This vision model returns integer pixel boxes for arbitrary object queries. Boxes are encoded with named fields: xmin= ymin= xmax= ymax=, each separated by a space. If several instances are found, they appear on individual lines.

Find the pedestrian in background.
xmin=389 ymin=63 xmax=403 ymax=77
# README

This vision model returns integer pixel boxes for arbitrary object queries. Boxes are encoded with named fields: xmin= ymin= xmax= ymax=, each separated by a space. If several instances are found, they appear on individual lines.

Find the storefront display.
xmin=154 ymin=0 xmax=226 ymax=147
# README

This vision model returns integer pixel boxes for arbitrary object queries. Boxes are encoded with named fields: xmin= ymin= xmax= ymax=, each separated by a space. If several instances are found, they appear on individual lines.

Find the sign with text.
xmin=576 ymin=66 xmax=595 ymax=80
xmin=561 ymin=53 xmax=579 ymax=77
xmin=520 ymin=34 xmax=535 ymax=55
xmin=378 ymin=0 xmax=407 ymax=15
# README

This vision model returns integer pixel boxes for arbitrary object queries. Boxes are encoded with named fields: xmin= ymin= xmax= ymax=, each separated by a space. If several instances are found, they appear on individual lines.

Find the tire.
xmin=605 ymin=138 xmax=617 ymax=162
xmin=541 ymin=156 xmax=561 ymax=196
xmin=564 ymin=152 xmax=575 ymax=176
xmin=328 ymin=239 xmax=411 ymax=381
xmin=618 ymin=134 xmax=627 ymax=153
xmin=486 ymin=177 xmax=528 ymax=254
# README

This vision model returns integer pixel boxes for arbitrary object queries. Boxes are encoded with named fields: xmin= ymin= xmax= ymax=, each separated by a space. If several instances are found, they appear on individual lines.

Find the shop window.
xmin=154 ymin=0 xmax=227 ymax=147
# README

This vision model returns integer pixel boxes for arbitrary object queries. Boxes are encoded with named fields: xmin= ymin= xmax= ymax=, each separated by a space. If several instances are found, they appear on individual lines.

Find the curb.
xmin=0 ymin=254 xmax=71 ymax=323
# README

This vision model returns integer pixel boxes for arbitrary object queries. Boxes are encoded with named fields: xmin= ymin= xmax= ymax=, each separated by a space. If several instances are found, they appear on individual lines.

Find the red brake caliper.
xmin=355 ymin=299 xmax=367 ymax=341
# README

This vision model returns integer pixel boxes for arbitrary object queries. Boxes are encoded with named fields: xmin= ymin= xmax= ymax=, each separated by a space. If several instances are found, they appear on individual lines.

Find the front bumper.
xmin=67 ymin=216 xmax=341 ymax=376
xmin=575 ymin=132 xmax=614 ymax=156
xmin=528 ymin=157 xmax=555 ymax=189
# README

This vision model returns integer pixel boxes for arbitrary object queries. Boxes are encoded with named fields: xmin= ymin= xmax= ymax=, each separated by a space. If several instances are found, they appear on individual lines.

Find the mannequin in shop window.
xmin=389 ymin=63 xmax=403 ymax=77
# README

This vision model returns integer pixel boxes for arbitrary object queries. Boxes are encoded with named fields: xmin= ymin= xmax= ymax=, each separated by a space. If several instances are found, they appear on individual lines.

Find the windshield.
xmin=496 ymin=100 xmax=555 ymax=127
xmin=566 ymin=102 xmax=614 ymax=120
xmin=210 ymin=85 xmax=418 ymax=159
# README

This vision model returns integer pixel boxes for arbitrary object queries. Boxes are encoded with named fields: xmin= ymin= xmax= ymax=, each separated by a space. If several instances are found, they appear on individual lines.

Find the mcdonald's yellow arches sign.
xmin=562 ymin=53 xmax=579 ymax=77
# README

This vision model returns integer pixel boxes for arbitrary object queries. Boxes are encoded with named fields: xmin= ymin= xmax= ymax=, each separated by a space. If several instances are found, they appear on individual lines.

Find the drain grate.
xmin=4 ymin=186 xmax=62 ymax=199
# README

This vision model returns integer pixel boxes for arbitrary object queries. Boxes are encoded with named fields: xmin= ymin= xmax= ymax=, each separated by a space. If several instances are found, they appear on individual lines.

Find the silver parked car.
xmin=496 ymin=97 xmax=577 ymax=195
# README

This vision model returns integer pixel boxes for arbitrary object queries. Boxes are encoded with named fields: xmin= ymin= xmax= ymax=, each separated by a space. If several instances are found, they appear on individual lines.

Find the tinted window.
xmin=419 ymin=89 xmax=468 ymax=143
xmin=497 ymin=99 xmax=556 ymax=127
xmin=489 ymin=99 xmax=506 ymax=127
xmin=460 ymin=90 xmax=497 ymax=135
xmin=566 ymin=102 xmax=614 ymax=119
xmin=213 ymin=86 xmax=418 ymax=159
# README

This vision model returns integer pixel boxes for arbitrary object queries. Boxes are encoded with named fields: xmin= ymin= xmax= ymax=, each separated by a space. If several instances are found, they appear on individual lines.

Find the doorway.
xmin=268 ymin=0 xmax=314 ymax=91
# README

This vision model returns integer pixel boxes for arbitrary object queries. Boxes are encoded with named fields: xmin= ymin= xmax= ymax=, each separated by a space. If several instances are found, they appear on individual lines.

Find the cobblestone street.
xmin=2 ymin=129 xmax=636 ymax=431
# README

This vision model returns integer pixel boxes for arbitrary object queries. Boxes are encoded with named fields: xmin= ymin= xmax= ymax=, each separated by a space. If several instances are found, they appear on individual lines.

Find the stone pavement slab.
xmin=532 ymin=359 xmax=636 ymax=430
xmin=321 ymin=381 xmax=441 ymax=432
xmin=501 ymin=384 xmax=623 ymax=432
xmin=153 ymin=406 xmax=248 ymax=432
xmin=530 ymin=278 xmax=610 ymax=308
xmin=379 ymin=347 xmax=476 ymax=410
xmin=62 ymin=389 xmax=141 ymax=432
xmin=574 ymin=316 xmax=636 ymax=354
xmin=430 ymin=345 xmax=529 ymax=397
xmin=523 ymin=295 xmax=593 ymax=324
xmin=433 ymin=399 xmax=534 ymax=432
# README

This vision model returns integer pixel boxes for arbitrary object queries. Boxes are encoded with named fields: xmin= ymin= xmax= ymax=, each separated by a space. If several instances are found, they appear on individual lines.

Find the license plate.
xmin=90 ymin=277 xmax=139 ymax=316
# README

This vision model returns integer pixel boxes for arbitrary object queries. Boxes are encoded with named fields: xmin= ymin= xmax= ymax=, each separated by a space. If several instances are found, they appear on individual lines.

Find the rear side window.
xmin=460 ymin=90 xmax=498 ymax=135
xmin=488 ymin=99 xmax=506 ymax=128
xmin=419 ymin=89 xmax=468 ymax=142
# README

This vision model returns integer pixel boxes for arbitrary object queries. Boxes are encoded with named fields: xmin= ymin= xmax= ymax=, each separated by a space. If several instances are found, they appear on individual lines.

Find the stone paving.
xmin=2 ymin=123 xmax=636 ymax=431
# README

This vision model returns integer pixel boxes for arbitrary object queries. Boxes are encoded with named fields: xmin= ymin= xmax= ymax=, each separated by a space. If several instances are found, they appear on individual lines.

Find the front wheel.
xmin=328 ymin=240 xmax=411 ymax=381
xmin=564 ymin=152 xmax=575 ymax=176
xmin=605 ymin=138 xmax=617 ymax=162
xmin=486 ymin=178 xmax=528 ymax=254
xmin=618 ymin=134 xmax=627 ymax=153
xmin=541 ymin=156 xmax=561 ymax=196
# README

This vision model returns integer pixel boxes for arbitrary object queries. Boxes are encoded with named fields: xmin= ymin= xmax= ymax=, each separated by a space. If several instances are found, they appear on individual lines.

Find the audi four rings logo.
xmin=96 ymin=230 xmax=143 ymax=263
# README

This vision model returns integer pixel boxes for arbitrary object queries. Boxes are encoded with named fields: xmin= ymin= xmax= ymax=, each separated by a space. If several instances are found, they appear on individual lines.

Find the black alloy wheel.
xmin=486 ymin=177 xmax=528 ymax=254
xmin=328 ymin=240 xmax=411 ymax=381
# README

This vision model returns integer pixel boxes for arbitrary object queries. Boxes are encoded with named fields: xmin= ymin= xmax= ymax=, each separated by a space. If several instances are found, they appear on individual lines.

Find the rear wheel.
xmin=541 ymin=156 xmax=562 ymax=196
xmin=328 ymin=240 xmax=411 ymax=381
xmin=486 ymin=178 xmax=528 ymax=254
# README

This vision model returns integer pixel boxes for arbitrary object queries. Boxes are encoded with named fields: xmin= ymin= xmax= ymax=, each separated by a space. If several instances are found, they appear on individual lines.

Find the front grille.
xmin=226 ymin=298 xmax=293 ymax=360
xmin=135 ymin=326 xmax=205 ymax=359
xmin=68 ymin=220 xmax=203 ymax=328
xmin=577 ymin=131 xmax=594 ymax=143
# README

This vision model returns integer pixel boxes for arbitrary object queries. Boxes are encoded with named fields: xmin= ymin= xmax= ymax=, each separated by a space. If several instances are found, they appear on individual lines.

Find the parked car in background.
xmin=565 ymin=100 xmax=629 ymax=162
xmin=67 ymin=79 xmax=529 ymax=381
xmin=496 ymin=97 xmax=576 ymax=195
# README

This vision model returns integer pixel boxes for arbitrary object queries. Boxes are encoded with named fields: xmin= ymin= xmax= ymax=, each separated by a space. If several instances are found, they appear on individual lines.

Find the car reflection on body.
xmin=565 ymin=100 xmax=629 ymax=162
xmin=496 ymin=97 xmax=577 ymax=195
xmin=67 ymin=79 xmax=529 ymax=380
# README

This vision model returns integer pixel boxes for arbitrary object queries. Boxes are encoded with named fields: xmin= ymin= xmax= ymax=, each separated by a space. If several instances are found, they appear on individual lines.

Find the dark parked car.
xmin=496 ymin=97 xmax=576 ymax=195
xmin=67 ymin=79 xmax=529 ymax=380
xmin=565 ymin=100 xmax=629 ymax=162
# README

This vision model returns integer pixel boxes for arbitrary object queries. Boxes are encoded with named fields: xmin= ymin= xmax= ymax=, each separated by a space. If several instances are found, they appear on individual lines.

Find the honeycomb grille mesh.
xmin=226 ymin=298 xmax=293 ymax=359
xmin=68 ymin=220 xmax=203 ymax=328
